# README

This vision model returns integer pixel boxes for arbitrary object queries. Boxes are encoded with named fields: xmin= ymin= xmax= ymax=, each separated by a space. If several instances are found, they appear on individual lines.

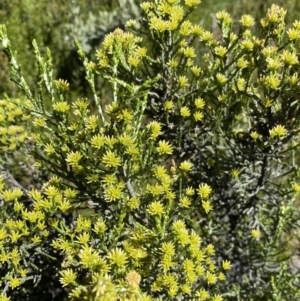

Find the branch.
xmin=121 ymin=165 xmax=135 ymax=198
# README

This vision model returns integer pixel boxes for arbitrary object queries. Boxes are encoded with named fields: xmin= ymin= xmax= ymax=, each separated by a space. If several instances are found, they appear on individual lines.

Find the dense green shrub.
xmin=1 ymin=1 xmax=300 ymax=300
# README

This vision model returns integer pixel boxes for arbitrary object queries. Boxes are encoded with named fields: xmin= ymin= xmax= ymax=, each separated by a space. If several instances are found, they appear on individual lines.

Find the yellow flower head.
xmin=147 ymin=121 xmax=162 ymax=139
xmin=240 ymin=15 xmax=255 ymax=27
xmin=180 ymin=106 xmax=191 ymax=117
xmin=185 ymin=0 xmax=201 ymax=7
xmin=251 ymin=229 xmax=260 ymax=239
xmin=269 ymin=124 xmax=287 ymax=138
xmin=147 ymin=201 xmax=165 ymax=216
xmin=202 ymin=200 xmax=213 ymax=213
xmin=102 ymin=151 xmax=122 ymax=168
xmin=107 ymin=248 xmax=128 ymax=267
xmin=126 ymin=270 xmax=141 ymax=288
xmin=222 ymin=260 xmax=232 ymax=270
xmin=156 ymin=140 xmax=173 ymax=155
xmin=198 ymin=183 xmax=212 ymax=199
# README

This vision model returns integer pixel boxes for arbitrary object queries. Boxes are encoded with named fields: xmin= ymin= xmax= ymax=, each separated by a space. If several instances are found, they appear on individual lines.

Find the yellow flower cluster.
xmin=148 ymin=219 xmax=229 ymax=299
xmin=198 ymin=183 xmax=213 ymax=213
xmin=0 ymin=98 xmax=31 ymax=151
xmin=0 ymin=174 xmax=81 ymax=296
xmin=96 ymin=28 xmax=145 ymax=70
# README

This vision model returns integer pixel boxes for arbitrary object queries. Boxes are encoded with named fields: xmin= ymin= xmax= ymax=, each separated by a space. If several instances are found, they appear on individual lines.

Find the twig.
xmin=121 ymin=165 xmax=135 ymax=198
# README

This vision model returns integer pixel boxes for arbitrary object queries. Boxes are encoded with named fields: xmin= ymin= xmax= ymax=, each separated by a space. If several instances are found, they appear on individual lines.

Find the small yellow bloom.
xmin=206 ymin=271 xmax=217 ymax=284
xmin=128 ymin=55 xmax=140 ymax=67
xmin=205 ymin=244 xmax=215 ymax=255
xmin=107 ymin=248 xmax=128 ymax=267
xmin=266 ymin=57 xmax=283 ymax=71
xmin=269 ymin=125 xmax=287 ymax=138
xmin=161 ymin=255 xmax=174 ymax=271
xmin=18 ymin=268 xmax=28 ymax=278
xmin=140 ymin=2 xmax=152 ymax=11
xmin=250 ymin=131 xmax=259 ymax=140
xmin=31 ymin=235 xmax=42 ymax=244
xmin=147 ymin=201 xmax=165 ymax=216
xmin=149 ymin=17 xmax=169 ymax=32
xmin=168 ymin=59 xmax=179 ymax=68
xmin=9 ymin=277 xmax=21 ymax=289
xmin=126 ymin=270 xmax=141 ymax=288
xmin=164 ymin=100 xmax=174 ymax=110
xmin=287 ymin=28 xmax=300 ymax=41
xmin=202 ymin=200 xmax=213 ymax=214
xmin=76 ymin=232 xmax=90 ymax=245
xmin=125 ymin=19 xmax=136 ymax=28
xmin=240 ymin=15 xmax=255 ymax=27
xmin=59 ymin=199 xmax=72 ymax=212
xmin=212 ymin=295 xmax=224 ymax=301
xmin=200 ymin=30 xmax=214 ymax=42
xmin=292 ymin=183 xmax=300 ymax=192
xmin=180 ymin=20 xmax=192 ymax=36
xmin=196 ymin=288 xmax=210 ymax=300
xmin=160 ymin=242 xmax=175 ymax=256
xmin=104 ymin=185 xmax=123 ymax=201
xmin=251 ymin=229 xmax=260 ymax=239
xmin=198 ymin=183 xmax=212 ymax=199
xmin=191 ymin=65 xmax=201 ymax=76
xmin=185 ymin=0 xmax=201 ymax=7
xmin=218 ymin=272 xmax=226 ymax=281
xmin=183 ymin=46 xmax=196 ymax=58
xmin=156 ymin=140 xmax=173 ymax=155
xmin=0 ymin=228 xmax=7 ymax=240
xmin=237 ymin=57 xmax=249 ymax=69
xmin=85 ymin=115 xmax=99 ymax=131
xmin=55 ymin=79 xmax=69 ymax=92
xmin=10 ymin=231 xmax=22 ymax=243
xmin=178 ymin=76 xmax=188 ymax=87
xmin=241 ymin=40 xmax=254 ymax=51
xmin=230 ymin=168 xmax=240 ymax=179
xmin=194 ymin=111 xmax=204 ymax=121
xmin=222 ymin=260 xmax=232 ymax=270
xmin=79 ymin=246 xmax=102 ymax=268
xmin=237 ymin=78 xmax=246 ymax=91
xmin=216 ymin=73 xmax=227 ymax=85
xmin=102 ymin=151 xmax=122 ymax=168
xmin=214 ymin=46 xmax=227 ymax=57
xmin=263 ymin=74 xmax=281 ymax=89
xmin=179 ymin=196 xmax=191 ymax=208
xmin=194 ymin=97 xmax=205 ymax=109
xmin=93 ymin=218 xmax=107 ymax=234
xmin=147 ymin=121 xmax=162 ymax=139
xmin=180 ymin=106 xmax=191 ymax=117
xmin=294 ymin=20 xmax=300 ymax=30
xmin=53 ymin=101 xmax=70 ymax=113
xmin=66 ymin=151 xmax=83 ymax=166
xmin=186 ymin=187 xmax=195 ymax=196
xmin=281 ymin=50 xmax=298 ymax=65
xmin=179 ymin=161 xmax=193 ymax=172
xmin=1 ymin=188 xmax=23 ymax=202
xmin=59 ymin=269 xmax=77 ymax=287
xmin=44 ymin=143 xmax=55 ymax=155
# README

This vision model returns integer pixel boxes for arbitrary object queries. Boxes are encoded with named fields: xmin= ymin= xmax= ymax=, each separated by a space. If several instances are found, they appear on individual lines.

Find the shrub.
xmin=1 ymin=1 xmax=300 ymax=300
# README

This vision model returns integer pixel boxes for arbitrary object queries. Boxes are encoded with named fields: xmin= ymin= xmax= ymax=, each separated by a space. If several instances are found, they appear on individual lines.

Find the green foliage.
xmin=0 ymin=0 xmax=141 ymax=98
xmin=1 ymin=1 xmax=300 ymax=301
